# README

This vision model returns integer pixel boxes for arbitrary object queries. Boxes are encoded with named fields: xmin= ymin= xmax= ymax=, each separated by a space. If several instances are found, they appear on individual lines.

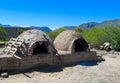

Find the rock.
xmin=0 ymin=77 xmax=3 ymax=80
xmin=1 ymin=72 xmax=9 ymax=78
xmin=96 ymin=56 xmax=105 ymax=62
xmin=109 ymin=50 xmax=115 ymax=54
xmin=103 ymin=42 xmax=111 ymax=51
xmin=99 ymin=45 xmax=104 ymax=50
xmin=100 ymin=42 xmax=111 ymax=51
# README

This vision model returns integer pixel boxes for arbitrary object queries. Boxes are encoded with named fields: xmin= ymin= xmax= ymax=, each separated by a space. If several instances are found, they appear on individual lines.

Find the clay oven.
xmin=54 ymin=30 xmax=89 ymax=55
xmin=4 ymin=29 xmax=57 ymax=58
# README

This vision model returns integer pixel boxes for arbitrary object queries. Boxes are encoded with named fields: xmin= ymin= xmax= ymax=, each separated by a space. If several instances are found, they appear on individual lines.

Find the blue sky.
xmin=0 ymin=0 xmax=120 ymax=30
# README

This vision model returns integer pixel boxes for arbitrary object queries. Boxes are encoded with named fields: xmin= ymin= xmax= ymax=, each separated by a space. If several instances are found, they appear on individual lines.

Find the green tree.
xmin=80 ymin=26 xmax=120 ymax=51
xmin=103 ymin=26 xmax=120 ymax=51
xmin=17 ymin=29 xmax=25 ymax=35
xmin=47 ymin=28 xmax=66 ymax=40
xmin=0 ymin=27 xmax=6 ymax=40
xmin=75 ymin=28 xmax=84 ymax=33
xmin=81 ymin=28 xmax=106 ymax=48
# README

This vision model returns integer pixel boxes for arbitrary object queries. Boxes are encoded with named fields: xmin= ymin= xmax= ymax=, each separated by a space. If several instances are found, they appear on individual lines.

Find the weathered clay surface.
xmin=0 ymin=29 xmax=99 ymax=71
xmin=54 ymin=30 xmax=89 ymax=55
xmin=0 ymin=52 xmax=97 ymax=71
xmin=2 ymin=29 xmax=57 ymax=58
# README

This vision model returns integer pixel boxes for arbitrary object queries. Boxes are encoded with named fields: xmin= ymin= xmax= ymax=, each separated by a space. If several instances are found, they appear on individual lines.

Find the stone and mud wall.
xmin=0 ymin=51 xmax=97 ymax=71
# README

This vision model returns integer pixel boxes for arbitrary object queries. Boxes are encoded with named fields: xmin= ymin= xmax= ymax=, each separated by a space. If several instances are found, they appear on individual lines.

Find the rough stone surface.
xmin=0 ymin=49 xmax=120 ymax=83
xmin=0 ymin=29 xmax=98 ymax=71
xmin=3 ymin=29 xmax=57 ymax=57
xmin=54 ymin=30 xmax=89 ymax=54
xmin=0 ymin=51 xmax=97 ymax=70
xmin=1 ymin=72 xmax=8 ymax=78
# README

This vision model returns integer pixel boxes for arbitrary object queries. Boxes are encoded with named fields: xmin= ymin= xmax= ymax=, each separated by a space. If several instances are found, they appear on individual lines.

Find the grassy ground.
xmin=0 ymin=40 xmax=6 ymax=48
xmin=0 ymin=41 xmax=5 ymax=44
xmin=0 ymin=40 xmax=9 ymax=44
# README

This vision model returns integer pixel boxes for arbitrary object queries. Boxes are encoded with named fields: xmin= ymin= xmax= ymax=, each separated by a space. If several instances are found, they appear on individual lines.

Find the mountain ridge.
xmin=63 ymin=19 xmax=120 ymax=29
xmin=0 ymin=24 xmax=52 ymax=32
xmin=0 ymin=19 xmax=120 ymax=31
xmin=79 ymin=19 xmax=120 ymax=28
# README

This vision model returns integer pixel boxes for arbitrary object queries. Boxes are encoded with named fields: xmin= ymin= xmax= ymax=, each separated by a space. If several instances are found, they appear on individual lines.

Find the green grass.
xmin=0 ymin=41 xmax=5 ymax=44
xmin=47 ymin=28 xmax=66 ymax=40
xmin=0 ymin=40 xmax=8 ymax=48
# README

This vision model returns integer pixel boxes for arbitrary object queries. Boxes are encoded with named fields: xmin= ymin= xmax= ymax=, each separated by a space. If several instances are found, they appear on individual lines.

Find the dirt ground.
xmin=0 ymin=48 xmax=120 ymax=83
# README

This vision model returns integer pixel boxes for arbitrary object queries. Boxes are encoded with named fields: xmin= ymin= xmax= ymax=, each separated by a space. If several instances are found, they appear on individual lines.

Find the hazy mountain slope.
xmin=0 ymin=24 xmax=52 ymax=32
xmin=79 ymin=19 xmax=120 ymax=28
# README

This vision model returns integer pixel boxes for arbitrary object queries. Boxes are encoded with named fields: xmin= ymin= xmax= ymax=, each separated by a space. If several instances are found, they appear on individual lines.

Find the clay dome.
xmin=54 ymin=30 xmax=89 ymax=55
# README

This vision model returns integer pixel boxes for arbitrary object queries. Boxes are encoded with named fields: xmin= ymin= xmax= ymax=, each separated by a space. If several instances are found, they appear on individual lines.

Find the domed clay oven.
xmin=54 ymin=30 xmax=89 ymax=55
xmin=4 ymin=29 xmax=57 ymax=58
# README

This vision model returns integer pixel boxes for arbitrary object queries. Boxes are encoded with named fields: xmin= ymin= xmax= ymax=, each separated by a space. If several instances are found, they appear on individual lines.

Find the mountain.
xmin=96 ymin=19 xmax=120 ymax=27
xmin=0 ymin=24 xmax=12 ymax=27
xmin=0 ymin=24 xmax=52 ymax=32
xmin=1 ymin=19 xmax=120 ymax=32
xmin=79 ymin=22 xmax=98 ymax=28
xmin=61 ymin=19 xmax=120 ymax=30
xmin=79 ymin=19 xmax=120 ymax=28
xmin=30 ymin=26 xmax=52 ymax=32
xmin=63 ymin=26 xmax=78 ymax=30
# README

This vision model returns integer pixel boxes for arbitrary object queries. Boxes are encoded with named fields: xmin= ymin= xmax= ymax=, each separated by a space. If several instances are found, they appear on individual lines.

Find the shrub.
xmin=75 ymin=28 xmax=84 ymax=33
xmin=17 ymin=29 xmax=25 ymax=35
xmin=0 ymin=27 xmax=6 ymax=40
xmin=80 ymin=26 xmax=120 ymax=51
xmin=47 ymin=28 xmax=66 ymax=40
xmin=81 ymin=28 xmax=106 ymax=48
xmin=103 ymin=26 xmax=120 ymax=51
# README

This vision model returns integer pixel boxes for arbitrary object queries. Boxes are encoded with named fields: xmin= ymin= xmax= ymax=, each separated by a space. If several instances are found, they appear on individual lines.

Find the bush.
xmin=81 ymin=26 xmax=120 ymax=51
xmin=103 ymin=26 xmax=120 ymax=51
xmin=81 ymin=28 xmax=106 ymax=48
xmin=0 ymin=27 xmax=6 ymax=40
xmin=75 ymin=28 xmax=84 ymax=33
xmin=17 ymin=29 xmax=25 ymax=35
xmin=47 ymin=28 xmax=66 ymax=40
